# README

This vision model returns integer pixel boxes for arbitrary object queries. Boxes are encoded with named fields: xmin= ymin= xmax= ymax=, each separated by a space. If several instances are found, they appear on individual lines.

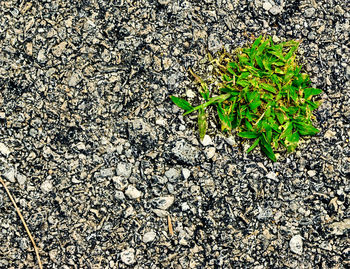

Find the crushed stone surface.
xmin=0 ymin=0 xmax=349 ymax=268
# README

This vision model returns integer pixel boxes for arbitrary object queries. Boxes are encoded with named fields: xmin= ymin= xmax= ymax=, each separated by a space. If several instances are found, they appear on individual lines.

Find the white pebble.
xmin=41 ymin=180 xmax=53 ymax=193
xmin=120 ymin=248 xmax=135 ymax=265
xmin=290 ymin=235 xmax=303 ymax=255
xmin=125 ymin=185 xmax=142 ymax=199
xmin=143 ymin=231 xmax=157 ymax=243
xmin=0 ymin=143 xmax=11 ymax=156
xmin=182 ymin=168 xmax=191 ymax=180
xmin=263 ymin=2 xmax=272 ymax=11
xmin=201 ymin=135 xmax=213 ymax=146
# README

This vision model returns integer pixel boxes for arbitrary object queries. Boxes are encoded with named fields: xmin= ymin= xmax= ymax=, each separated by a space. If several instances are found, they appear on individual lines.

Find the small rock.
xmin=182 ymin=168 xmax=191 ymax=180
xmin=181 ymin=202 xmax=190 ymax=211
xmin=324 ymin=129 xmax=336 ymax=139
xmin=3 ymin=168 xmax=16 ymax=183
xmin=152 ymin=209 xmax=169 ymax=217
xmin=290 ymin=235 xmax=303 ymax=255
xmin=158 ymin=0 xmax=170 ymax=5
xmin=307 ymin=170 xmax=316 ymax=177
xmin=125 ymin=185 xmax=142 ymax=199
xmin=165 ymin=168 xmax=180 ymax=182
xmin=0 ymin=143 xmax=11 ymax=156
xmin=112 ymin=176 xmax=128 ymax=190
xmin=143 ymin=231 xmax=156 ymax=243
xmin=205 ymin=147 xmax=216 ymax=159
xmin=304 ymin=7 xmax=315 ymax=18
xmin=329 ymin=219 xmax=350 ymax=235
xmin=41 ymin=180 xmax=53 ymax=193
xmin=120 ymin=248 xmax=135 ymax=265
xmin=117 ymin=162 xmax=132 ymax=178
xmin=115 ymin=190 xmax=125 ymax=200
xmin=262 ymin=2 xmax=272 ymax=11
xmin=37 ymin=49 xmax=47 ymax=63
xmin=100 ymin=168 xmax=114 ymax=178
xmin=266 ymin=171 xmax=278 ymax=181
xmin=16 ymin=173 xmax=27 ymax=185
xmin=201 ymin=135 xmax=213 ymax=146
xmin=68 ymin=71 xmax=82 ymax=87
xmin=75 ymin=142 xmax=86 ymax=150
xmin=269 ymin=5 xmax=282 ymax=15
xmin=152 ymin=196 xmax=174 ymax=210
xmin=272 ymin=35 xmax=280 ymax=43
xmin=0 ymin=112 xmax=5 ymax=119
xmin=124 ymin=206 xmax=136 ymax=218
xmin=208 ymin=33 xmax=221 ymax=53
xmin=52 ymin=41 xmax=67 ymax=57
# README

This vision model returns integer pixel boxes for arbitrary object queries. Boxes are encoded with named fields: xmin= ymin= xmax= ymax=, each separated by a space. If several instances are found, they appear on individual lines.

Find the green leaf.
xmin=260 ymin=134 xmax=277 ymax=162
xmin=170 ymin=96 xmax=193 ymax=112
xmin=285 ymin=131 xmax=300 ymax=152
xmin=249 ymin=99 xmax=262 ymax=111
xmin=261 ymin=83 xmax=277 ymax=94
xmin=238 ymin=131 xmax=260 ymax=139
xmin=293 ymin=122 xmax=320 ymax=136
xmin=246 ymin=137 xmax=260 ymax=153
xmin=198 ymin=108 xmax=207 ymax=140
xmin=280 ymin=121 xmax=293 ymax=140
xmin=275 ymin=109 xmax=285 ymax=124
xmin=304 ymin=88 xmax=322 ymax=99
xmin=183 ymin=93 xmax=231 ymax=116
xmin=245 ymin=119 xmax=253 ymax=131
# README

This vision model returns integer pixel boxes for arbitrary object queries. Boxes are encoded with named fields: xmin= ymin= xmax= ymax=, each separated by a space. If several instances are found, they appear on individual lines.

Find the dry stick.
xmin=0 ymin=177 xmax=43 ymax=269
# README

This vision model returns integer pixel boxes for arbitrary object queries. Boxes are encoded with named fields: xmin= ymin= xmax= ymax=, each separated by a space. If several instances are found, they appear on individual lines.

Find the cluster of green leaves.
xmin=170 ymin=36 xmax=322 ymax=161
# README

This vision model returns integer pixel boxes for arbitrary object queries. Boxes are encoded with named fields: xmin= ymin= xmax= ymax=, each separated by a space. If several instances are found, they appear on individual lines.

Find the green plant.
xmin=170 ymin=35 xmax=322 ymax=161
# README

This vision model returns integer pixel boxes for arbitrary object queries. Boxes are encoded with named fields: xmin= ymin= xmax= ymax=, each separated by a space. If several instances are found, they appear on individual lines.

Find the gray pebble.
xmin=165 ymin=168 xmax=180 ymax=182
xmin=117 ymin=162 xmax=132 ymax=178
xmin=304 ymin=8 xmax=316 ymax=18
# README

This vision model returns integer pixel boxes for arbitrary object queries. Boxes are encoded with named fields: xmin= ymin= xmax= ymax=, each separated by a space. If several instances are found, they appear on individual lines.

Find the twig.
xmin=0 ymin=177 xmax=43 ymax=269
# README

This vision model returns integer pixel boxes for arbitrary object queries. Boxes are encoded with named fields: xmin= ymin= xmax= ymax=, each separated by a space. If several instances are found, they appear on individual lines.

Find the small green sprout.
xmin=171 ymin=35 xmax=322 ymax=162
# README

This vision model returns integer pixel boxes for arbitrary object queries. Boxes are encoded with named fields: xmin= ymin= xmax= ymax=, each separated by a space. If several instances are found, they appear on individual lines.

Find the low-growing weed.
xmin=171 ymin=35 xmax=322 ymax=161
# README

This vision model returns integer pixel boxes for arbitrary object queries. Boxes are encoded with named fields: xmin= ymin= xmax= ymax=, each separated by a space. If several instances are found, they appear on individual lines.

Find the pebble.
xmin=324 ymin=129 xmax=336 ymax=139
xmin=142 ymin=231 xmax=157 ymax=243
xmin=3 ymin=168 xmax=16 ymax=183
xmin=16 ymin=174 xmax=27 ymax=185
xmin=182 ymin=168 xmax=191 ymax=180
xmin=41 ymin=180 xmax=53 ymax=193
xmin=266 ymin=171 xmax=278 ymax=181
xmin=269 ymin=6 xmax=282 ymax=15
xmin=0 ymin=143 xmax=11 ymax=156
xmin=307 ymin=170 xmax=316 ymax=177
xmin=68 ymin=71 xmax=82 ymax=87
xmin=152 ymin=209 xmax=169 ymax=217
xmin=152 ymin=196 xmax=174 ymax=210
xmin=304 ymin=8 xmax=316 ymax=18
xmin=116 ymin=162 xmax=132 ymax=178
xmin=262 ymin=2 xmax=273 ymax=11
xmin=120 ymin=248 xmax=135 ymax=265
xmin=165 ymin=168 xmax=181 ymax=182
xmin=100 ymin=168 xmax=114 ymax=178
xmin=289 ymin=235 xmax=303 ymax=255
xmin=201 ymin=135 xmax=213 ymax=146
xmin=125 ymin=185 xmax=142 ymax=199
xmin=205 ymin=147 xmax=216 ymax=159
xmin=112 ymin=176 xmax=128 ymax=190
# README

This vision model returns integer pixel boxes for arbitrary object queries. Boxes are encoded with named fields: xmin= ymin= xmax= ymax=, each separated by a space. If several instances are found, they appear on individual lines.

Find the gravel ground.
xmin=0 ymin=0 xmax=349 ymax=268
